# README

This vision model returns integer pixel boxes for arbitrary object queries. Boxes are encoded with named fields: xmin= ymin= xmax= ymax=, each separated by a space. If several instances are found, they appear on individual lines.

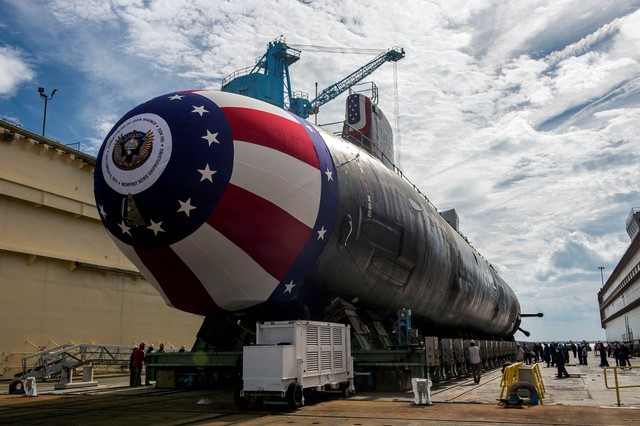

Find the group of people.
xmin=468 ymin=339 xmax=635 ymax=384
xmin=539 ymin=341 xmax=590 ymax=367
xmin=514 ymin=342 xmax=572 ymax=378
xmin=128 ymin=342 xmax=172 ymax=387
xmin=512 ymin=341 xmax=590 ymax=366
xmin=596 ymin=341 xmax=633 ymax=368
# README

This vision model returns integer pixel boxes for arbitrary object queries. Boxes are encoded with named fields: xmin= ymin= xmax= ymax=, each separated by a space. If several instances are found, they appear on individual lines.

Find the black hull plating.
xmin=304 ymin=133 xmax=520 ymax=338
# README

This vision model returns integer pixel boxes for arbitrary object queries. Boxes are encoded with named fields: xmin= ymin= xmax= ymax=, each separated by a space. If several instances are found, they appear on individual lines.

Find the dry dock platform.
xmin=2 ymin=359 xmax=639 ymax=425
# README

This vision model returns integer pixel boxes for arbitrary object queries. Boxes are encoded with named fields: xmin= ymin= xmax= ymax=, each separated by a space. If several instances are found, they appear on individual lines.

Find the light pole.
xmin=598 ymin=266 xmax=605 ymax=288
xmin=38 ymin=87 xmax=58 ymax=137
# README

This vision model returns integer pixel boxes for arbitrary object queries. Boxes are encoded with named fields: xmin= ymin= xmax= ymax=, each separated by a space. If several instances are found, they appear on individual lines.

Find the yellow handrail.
xmin=531 ymin=363 xmax=545 ymax=400
xmin=603 ymin=366 xmax=640 ymax=406
xmin=499 ymin=362 xmax=522 ymax=400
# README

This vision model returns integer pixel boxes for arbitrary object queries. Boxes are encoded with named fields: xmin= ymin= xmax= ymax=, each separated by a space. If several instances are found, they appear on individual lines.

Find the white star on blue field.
xmin=3 ymin=0 xmax=640 ymax=341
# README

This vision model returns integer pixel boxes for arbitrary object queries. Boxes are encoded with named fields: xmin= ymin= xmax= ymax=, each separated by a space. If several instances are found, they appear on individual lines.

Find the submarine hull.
xmin=93 ymin=90 xmax=520 ymax=339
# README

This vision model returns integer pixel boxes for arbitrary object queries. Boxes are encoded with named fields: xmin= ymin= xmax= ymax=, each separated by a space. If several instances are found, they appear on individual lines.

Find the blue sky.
xmin=2 ymin=0 xmax=640 ymax=342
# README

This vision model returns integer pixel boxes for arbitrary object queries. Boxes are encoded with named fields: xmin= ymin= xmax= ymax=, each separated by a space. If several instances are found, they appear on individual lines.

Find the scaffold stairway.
xmin=18 ymin=343 xmax=132 ymax=382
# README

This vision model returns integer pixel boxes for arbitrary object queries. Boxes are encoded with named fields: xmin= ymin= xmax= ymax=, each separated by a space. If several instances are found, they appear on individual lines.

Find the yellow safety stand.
xmin=499 ymin=362 xmax=545 ymax=406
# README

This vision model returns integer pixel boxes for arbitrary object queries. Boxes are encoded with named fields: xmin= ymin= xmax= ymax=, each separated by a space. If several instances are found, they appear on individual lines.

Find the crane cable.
xmin=290 ymin=42 xmax=402 ymax=166
xmin=393 ymin=62 xmax=402 ymax=169
xmin=288 ymin=44 xmax=385 ymax=55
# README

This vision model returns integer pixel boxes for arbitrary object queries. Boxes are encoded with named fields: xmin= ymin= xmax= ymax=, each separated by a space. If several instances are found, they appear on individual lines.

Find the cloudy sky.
xmin=2 ymin=0 xmax=639 ymax=342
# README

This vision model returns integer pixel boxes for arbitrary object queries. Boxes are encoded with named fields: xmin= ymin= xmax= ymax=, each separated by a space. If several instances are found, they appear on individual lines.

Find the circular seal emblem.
xmin=101 ymin=113 xmax=172 ymax=195
xmin=112 ymin=130 xmax=153 ymax=170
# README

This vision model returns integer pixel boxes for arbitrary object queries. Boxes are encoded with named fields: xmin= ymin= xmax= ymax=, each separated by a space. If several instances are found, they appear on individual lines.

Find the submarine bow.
xmin=95 ymin=91 xmax=337 ymax=314
xmin=94 ymin=90 xmax=522 ymax=339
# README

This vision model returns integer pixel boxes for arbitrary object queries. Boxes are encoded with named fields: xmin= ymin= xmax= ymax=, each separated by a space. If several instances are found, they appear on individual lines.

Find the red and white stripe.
xmin=118 ymin=91 xmax=324 ymax=314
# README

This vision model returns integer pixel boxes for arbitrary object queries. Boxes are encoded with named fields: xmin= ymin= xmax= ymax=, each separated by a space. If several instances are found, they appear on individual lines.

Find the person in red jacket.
xmin=131 ymin=342 xmax=146 ymax=387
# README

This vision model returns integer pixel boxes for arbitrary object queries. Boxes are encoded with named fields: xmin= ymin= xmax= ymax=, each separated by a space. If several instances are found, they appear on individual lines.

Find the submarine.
xmin=93 ymin=89 xmax=522 ymax=341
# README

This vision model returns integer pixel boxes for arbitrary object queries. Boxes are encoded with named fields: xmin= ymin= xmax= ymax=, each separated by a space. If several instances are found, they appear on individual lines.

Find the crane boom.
xmin=221 ymin=37 xmax=404 ymax=119
xmin=292 ymin=47 xmax=405 ymax=118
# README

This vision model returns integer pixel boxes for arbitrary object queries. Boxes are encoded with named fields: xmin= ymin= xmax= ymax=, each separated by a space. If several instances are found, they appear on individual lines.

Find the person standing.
xmin=128 ymin=345 xmax=137 ymax=387
xmin=131 ymin=342 xmax=146 ymax=387
xmin=614 ymin=342 xmax=622 ymax=366
xmin=144 ymin=344 xmax=154 ymax=386
xmin=555 ymin=343 xmax=570 ymax=379
xmin=580 ymin=343 xmax=588 ymax=366
xmin=543 ymin=343 xmax=551 ymax=367
xmin=619 ymin=343 xmax=631 ymax=368
xmin=562 ymin=343 xmax=570 ymax=365
xmin=468 ymin=341 xmax=482 ymax=384
xmin=598 ymin=341 xmax=609 ymax=367
xmin=523 ymin=344 xmax=531 ymax=365
xmin=515 ymin=344 xmax=525 ymax=363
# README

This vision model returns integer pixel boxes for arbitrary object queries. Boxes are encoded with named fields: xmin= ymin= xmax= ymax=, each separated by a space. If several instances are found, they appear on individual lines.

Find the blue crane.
xmin=221 ymin=36 xmax=404 ymax=118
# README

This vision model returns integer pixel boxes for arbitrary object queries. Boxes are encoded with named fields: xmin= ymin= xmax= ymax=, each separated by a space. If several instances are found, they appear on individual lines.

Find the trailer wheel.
xmin=234 ymin=384 xmax=249 ymax=410
xmin=340 ymin=382 xmax=352 ymax=398
xmin=286 ymin=382 xmax=304 ymax=409
xmin=9 ymin=379 xmax=25 ymax=394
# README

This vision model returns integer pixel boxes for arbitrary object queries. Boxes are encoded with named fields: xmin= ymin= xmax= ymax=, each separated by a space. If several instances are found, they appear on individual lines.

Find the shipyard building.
xmin=0 ymin=120 xmax=202 ymax=380
xmin=598 ymin=207 xmax=640 ymax=344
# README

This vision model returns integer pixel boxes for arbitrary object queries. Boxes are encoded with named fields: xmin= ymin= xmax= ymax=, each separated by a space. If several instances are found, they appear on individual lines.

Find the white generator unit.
xmin=236 ymin=320 xmax=355 ymax=409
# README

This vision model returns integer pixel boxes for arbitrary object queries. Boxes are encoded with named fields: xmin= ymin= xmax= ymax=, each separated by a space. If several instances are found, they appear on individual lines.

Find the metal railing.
xmin=19 ymin=343 xmax=133 ymax=381
xmin=603 ymin=365 xmax=640 ymax=406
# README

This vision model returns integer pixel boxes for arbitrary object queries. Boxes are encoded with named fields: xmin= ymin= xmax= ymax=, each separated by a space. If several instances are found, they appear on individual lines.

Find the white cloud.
xmin=3 ymin=0 xmax=640 ymax=342
xmin=0 ymin=46 xmax=35 ymax=96
xmin=49 ymin=0 xmax=119 ymax=25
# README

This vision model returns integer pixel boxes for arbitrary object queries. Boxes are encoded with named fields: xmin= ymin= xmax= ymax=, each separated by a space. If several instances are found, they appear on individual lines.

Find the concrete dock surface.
xmin=1 ymin=358 xmax=639 ymax=425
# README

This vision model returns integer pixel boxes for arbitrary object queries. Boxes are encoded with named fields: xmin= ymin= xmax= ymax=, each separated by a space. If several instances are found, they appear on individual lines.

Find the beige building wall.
xmin=0 ymin=121 xmax=202 ymax=379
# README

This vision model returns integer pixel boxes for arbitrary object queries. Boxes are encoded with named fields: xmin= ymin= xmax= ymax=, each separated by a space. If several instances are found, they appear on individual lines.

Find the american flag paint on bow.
xmin=346 ymin=93 xmax=372 ymax=137
xmin=94 ymin=91 xmax=337 ymax=315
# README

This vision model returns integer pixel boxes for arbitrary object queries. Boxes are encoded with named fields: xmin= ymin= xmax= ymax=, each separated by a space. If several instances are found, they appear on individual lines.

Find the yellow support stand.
xmin=499 ymin=362 xmax=522 ymax=400
xmin=499 ymin=362 xmax=545 ymax=405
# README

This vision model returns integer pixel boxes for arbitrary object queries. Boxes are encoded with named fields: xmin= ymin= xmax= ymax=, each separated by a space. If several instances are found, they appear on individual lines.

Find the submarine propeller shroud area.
xmin=93 ymin=90 xmax=522 ymax=341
